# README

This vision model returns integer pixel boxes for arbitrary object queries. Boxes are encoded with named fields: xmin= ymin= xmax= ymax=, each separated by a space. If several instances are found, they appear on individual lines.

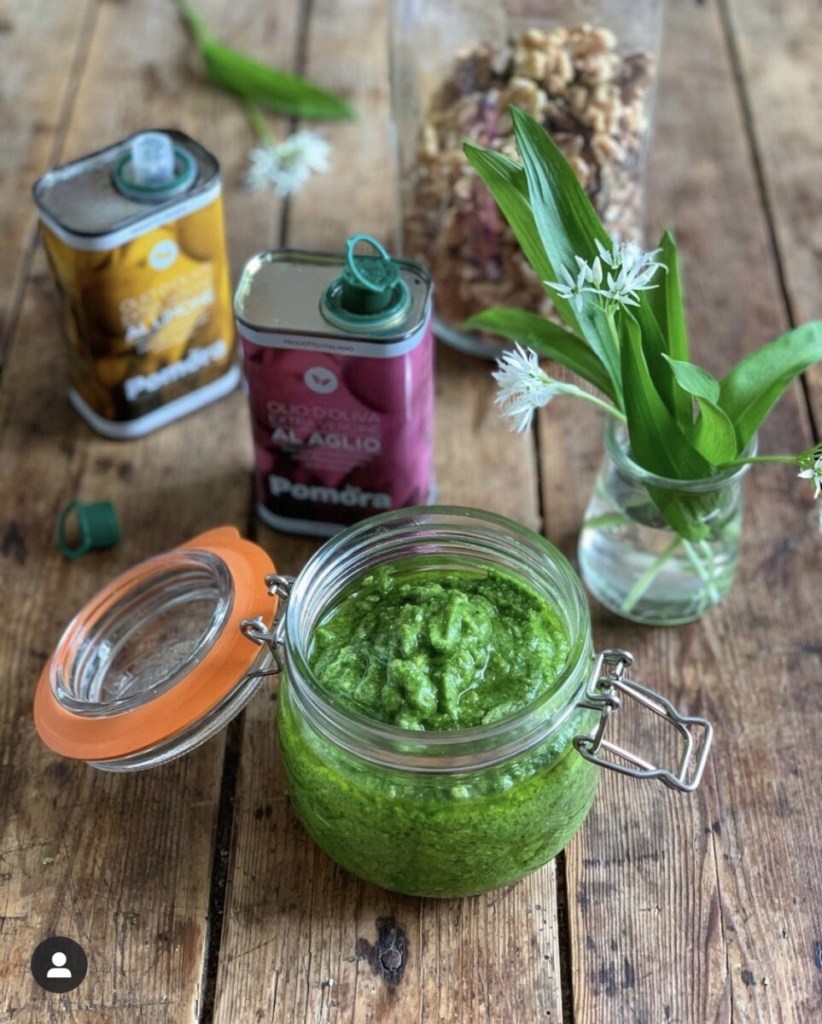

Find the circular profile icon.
xmin=31 ymin=936 xmax=88 ymax=994
xmin=304 ymin=366 xmax=339 ymax=395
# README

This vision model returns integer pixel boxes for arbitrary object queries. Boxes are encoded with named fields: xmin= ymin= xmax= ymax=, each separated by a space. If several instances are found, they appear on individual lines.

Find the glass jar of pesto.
xmin=262 ymin=507 xmax=712 ymax=898
xmin=34 ymin=510 xmax=712 ymax=898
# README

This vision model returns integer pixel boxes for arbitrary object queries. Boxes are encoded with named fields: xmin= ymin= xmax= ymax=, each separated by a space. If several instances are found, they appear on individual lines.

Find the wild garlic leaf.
xmin=621 ymin=319 xmax=717 ymax=540
xmin=647 ymin=230 xmax=691 ymax=426
xmin=461 ymin=148 xmax=553 ymax=282
xmin=177 ymin=0 xmax=353 ymax=120
xmin=690 ymin=398 xmax=738 ymax=464
xmin=466 ymin=307 xmax=616 ymax=401
xmin=620 ymin=317 xmax=712 ymax=481
xmin=462 ymin=144 xmax=582 ymax=337
xmin=719 ymin=321 xmax=822 ymax=448
xmin=201 ymin=42 xmax=353 ymax=119
xmin=662 ymin=355 xmax=721 ymax=403
xmin=507 ymin=110 xmax=621 ymax=396
xmin=647 ymin=230 xmax=689 ymax=362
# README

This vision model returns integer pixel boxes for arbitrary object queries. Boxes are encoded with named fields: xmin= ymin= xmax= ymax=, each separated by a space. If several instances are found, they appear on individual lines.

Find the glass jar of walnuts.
xmin=390 ymin=0 xmax=664 ymax=357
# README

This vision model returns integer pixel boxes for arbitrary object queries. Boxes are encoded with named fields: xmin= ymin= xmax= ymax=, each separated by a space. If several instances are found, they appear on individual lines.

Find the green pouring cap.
xmin=340 ymin=235 xmax=399 ymax=314
xmin=56 ymin=499 xmax=121 ymax=559
xmin=321 ymin=234 xmax=410 ymax=332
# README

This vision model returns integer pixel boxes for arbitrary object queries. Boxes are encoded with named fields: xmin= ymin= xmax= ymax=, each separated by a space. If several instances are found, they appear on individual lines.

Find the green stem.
xmin=570 ymin=387 xmax=627 ymax=422
xmin=682 ymin=539 xmax=721 ymax=609
xmin=603 ymin=307 xmax=625 ymax=409
xmin=720 ymin=453 xmax=795 ymax=469
xmin=244 ymin=100 xmax=276 ymax=144
xmin=621 ymin=534 xmax=683 ymax=614
xmin=173 ymin=0 xmax=213 ymax=49
xmin=581 ymin=512 xmax=629 ymax=531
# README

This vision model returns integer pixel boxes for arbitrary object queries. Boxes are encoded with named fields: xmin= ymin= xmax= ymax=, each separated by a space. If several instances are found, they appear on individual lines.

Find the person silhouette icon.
xmin=31 ymin=936 xmax=87 ymax=992
xmin=46 ymin=951 xmax=72 ymax=979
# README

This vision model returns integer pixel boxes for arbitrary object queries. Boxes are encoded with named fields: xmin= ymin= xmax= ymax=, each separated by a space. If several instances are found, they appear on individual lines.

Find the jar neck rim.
xmin=603 ymin=419 xmax=758 ymax=491
xmin=283 ymin=505 xmax=593 ymax=771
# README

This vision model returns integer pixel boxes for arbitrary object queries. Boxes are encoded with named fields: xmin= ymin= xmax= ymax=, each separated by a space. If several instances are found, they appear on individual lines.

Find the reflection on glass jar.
xmin=390 ymin=0 xmax=663 ymax=357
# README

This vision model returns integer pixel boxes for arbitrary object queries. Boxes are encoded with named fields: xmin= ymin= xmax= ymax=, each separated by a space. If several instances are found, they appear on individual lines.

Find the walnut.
xmin=514 ymin=45 xmax=549 ymax=82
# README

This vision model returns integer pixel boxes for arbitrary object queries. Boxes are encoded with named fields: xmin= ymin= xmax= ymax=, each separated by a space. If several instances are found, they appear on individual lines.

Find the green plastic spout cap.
xmin=56 ymin=499 xmax=120 ymax=559
xmin=338 ymin=234 xmax=400 ymax=315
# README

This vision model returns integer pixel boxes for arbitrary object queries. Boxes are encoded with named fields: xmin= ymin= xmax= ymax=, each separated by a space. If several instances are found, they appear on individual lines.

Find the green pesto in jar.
xmin=278 ymin=561 xmax=599 ymax=897
xmin=309 ymin=564 xmax=571 ymax=729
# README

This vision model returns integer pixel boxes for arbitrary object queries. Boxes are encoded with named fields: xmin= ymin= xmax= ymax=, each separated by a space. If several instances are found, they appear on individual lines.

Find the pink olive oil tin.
xmin=235 ymin=235 xmax=435 ymax=537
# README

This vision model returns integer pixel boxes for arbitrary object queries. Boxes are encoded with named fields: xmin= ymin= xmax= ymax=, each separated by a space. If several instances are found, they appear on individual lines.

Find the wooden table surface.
xmin=3 ymin=0 xmax=822 ymax=1021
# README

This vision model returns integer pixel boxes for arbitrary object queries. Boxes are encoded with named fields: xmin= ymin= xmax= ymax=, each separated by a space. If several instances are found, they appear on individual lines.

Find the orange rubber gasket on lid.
xmin=34 ymin=526 xmax=277 ymax=762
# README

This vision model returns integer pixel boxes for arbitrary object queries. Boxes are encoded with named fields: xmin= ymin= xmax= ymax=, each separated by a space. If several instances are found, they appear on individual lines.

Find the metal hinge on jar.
xmin=574 ymin=649 xmax=713 ymax=793
xmin=239 ymin=573 xmax=295 ymax=677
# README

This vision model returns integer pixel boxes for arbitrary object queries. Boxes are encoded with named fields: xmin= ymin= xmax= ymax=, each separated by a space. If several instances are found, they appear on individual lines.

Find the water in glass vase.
xmin=579 ymin=490 xmax=743 ymax=625
xmin=578 ymin=422 xmax=754 ymax=626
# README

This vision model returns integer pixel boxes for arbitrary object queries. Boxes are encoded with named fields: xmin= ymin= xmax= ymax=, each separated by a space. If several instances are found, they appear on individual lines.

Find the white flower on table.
xmin=244 ymin=130 xmax=331 ymax=197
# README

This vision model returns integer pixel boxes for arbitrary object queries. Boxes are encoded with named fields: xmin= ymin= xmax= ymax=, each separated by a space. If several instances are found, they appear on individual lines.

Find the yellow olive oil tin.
xmin=33 ymin=130 xmax=239 ymax=438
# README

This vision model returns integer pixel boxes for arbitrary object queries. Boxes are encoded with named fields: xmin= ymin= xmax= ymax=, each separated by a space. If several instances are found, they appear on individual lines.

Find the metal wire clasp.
xmin=239 ymin=573 xmax=295 ymax=678
xmin=574 ymin=649 xmax=713 ymax=792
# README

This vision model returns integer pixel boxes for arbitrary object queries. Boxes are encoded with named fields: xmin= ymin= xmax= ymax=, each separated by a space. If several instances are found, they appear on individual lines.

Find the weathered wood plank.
xmin=538 ymin=2 xmax=822 ymax=1022
xmin=0 ymin=0 xmax=270 ymax=1019
xmin=213 ymin=0 xmax=553 ymax=1020
xmin=722 ymin=0 xmax=822 ymax=428
xmin=0 ymin=0 xmax=98 ymax=364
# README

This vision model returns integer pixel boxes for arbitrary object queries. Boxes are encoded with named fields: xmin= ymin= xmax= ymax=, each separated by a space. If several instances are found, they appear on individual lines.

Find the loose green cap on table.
xmin=320 ymin=234 xmax=411 ymax=332
xmin=57 ymin=500 xmax=121 ymax=559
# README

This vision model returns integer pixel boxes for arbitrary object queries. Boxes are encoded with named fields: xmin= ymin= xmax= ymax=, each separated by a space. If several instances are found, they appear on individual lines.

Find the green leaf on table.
xmin=177 ymin=0 xmax=353 ymax=119
xmin=466 ymin=307 xmax=616 ymax=401
xmin=719 ymin=320 xmax=822 ymax=449
xmin=202 ymin=42 xmax=353 ymax=119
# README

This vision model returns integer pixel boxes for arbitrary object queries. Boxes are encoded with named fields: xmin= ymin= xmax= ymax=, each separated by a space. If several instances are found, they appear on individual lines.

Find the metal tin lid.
xmin=234 ymin=246 xmax=431 ymax=343
xmin=34 ymin=527 xmax=276 ymax=771
xmin=32 ymin=129 xmax=220 ymax=246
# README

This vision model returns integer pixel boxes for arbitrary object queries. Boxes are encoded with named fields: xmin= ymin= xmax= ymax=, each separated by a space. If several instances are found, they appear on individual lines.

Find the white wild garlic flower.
xmin=797 ymin=445 xmax=822 ymax=500
xmin=492 ymin=345 xmax=567 ymax=432
xmin=244 ymin=130 xmax=331 ymax=197
xmin=492 ymin=344 xmax=623 ymax=433
xmin=547 ymin=237 xmax=664 ymax=312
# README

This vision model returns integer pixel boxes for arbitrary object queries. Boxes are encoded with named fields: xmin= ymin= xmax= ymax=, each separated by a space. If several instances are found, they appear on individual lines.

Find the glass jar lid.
xmin=34 ymin=527 xmax=277 ymax=770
